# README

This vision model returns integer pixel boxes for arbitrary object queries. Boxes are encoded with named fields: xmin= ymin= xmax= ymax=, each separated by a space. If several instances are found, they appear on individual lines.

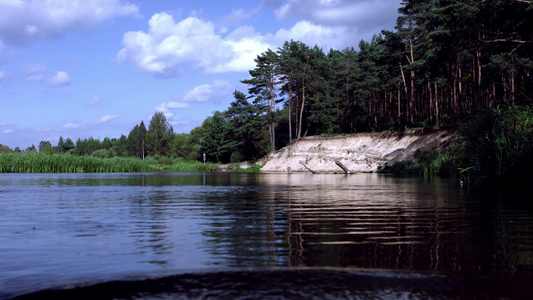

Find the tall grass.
xmin=0 ymin=153 xmax=151 ymax=173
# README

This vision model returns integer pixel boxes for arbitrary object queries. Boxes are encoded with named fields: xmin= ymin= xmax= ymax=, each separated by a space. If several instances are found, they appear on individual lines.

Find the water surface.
xmin=1 ymin=173 xmax=532 ymax=299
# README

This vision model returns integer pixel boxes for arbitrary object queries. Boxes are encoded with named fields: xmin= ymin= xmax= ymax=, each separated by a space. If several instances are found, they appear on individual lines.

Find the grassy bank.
xmin=0 ymin=153 xmax=152 ymax=173
xmin=0 ymin=153 xmax=231 ymax=173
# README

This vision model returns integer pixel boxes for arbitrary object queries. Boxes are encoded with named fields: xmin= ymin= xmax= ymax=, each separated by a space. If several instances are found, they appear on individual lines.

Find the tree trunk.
xmin=297 ymin=62 xmax=308 ymax=139
xmin=409 ymin=36 xmax=415 ymax=125
xmin=428 ymin=82 xmax=433 ymax=125
xmin=288 ymin=74 xmax=293 ymax=144
xmin=298 ymin=80 xmax=306 ymax=139
xmin=399 ymin=64 xmax=409 ymax=125
xmin=434 ymin=82 xmax=439 ymax=127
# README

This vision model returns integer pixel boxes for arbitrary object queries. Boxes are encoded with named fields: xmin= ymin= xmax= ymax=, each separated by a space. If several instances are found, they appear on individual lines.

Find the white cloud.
xmin=117 ymin=2 xmax=401 ymax=78
xmin=271 ymin=20 xmax=359 ymax=50
xmin=65 ymin=122 xmax=81 ymax=129
xmin=0 ymin=0 xmax=139 ymax=46
xmin=88 ymin=95 xmax=104 ymax=105
xmin=272 ymin=0 xmax=401 ymax=49
xmin=96 ymin=114 xmax=119 ymax=123
xmin=48 ymin=71 xmax=71 ymax=86
xmin=155 ymin=101 xmax=190 ymax=118
xmin=156 ymin=79 xmax=234 ymax=122
xmin=183 ymin=79 xmax=233 ymax=103
xmin=23 ymin=63 xmax=46 ymax=82
xmin=116 ymin=13 xmax=272 ymax=76
xmin=64 ymin=114 xmax=118 ymax=128
xmin=2 ymin=128 xmax=14 ymax=134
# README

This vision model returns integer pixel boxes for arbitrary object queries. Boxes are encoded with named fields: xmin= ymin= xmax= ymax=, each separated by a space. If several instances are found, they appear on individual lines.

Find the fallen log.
xmin=299 ymin=161 xmax=319 ymax=174
xmin=335 ymin=161 xmax=351 ymax=174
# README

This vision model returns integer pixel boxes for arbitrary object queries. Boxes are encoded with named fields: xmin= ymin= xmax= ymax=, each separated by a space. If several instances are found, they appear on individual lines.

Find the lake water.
xmin=1 ymin=172 xmax=532 ymax=299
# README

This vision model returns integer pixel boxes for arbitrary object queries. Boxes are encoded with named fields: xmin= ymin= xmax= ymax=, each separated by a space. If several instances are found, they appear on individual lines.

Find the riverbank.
xmin=257 ymin=128 xmax=456 ymax=173
xmin=1 ymin=129 xmax=454 ymax=174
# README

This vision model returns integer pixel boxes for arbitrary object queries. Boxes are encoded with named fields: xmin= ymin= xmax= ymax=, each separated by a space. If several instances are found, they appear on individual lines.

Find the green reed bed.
xmin=0 ymin=153 xmax=151 ymax=173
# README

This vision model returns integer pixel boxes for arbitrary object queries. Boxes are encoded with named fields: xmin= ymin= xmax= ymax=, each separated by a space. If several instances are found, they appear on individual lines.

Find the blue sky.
xmin=0 ymin=0 xmax=401 ymax=149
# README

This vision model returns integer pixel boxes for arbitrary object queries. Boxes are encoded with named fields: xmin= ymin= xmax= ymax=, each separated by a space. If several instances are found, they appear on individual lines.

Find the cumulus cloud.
xmin=271 ymin=20 xmax=360 ymax=50
xmin=117 ymin=1 xmax=401 ymax=78
xmin=0 ymin=0 xmax=139 ymax=46
xmin=20 ymin=65 xmax=71 ymax=86
xmin=183 ymin=79 xmax=234 ymax=102
xmin=156 ymin=79 xmax=234 ymax=120
xmin=48 ymin=71 xmax=71 ymax=86
xmin=116 ymin=13 xmax=272 ymax=76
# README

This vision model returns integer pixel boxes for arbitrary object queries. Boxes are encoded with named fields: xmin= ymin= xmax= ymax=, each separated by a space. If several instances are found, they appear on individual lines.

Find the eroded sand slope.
xmin=258 ymin=128 xmax=455 ymax=173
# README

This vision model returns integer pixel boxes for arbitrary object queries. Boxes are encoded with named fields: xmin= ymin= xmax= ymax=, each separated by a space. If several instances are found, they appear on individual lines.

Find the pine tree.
xmin=241 ymin=49 xmax=279 ymax=151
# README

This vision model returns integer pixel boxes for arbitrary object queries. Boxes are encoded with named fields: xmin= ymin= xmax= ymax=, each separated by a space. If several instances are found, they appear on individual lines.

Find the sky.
xmin=0 ymin=0 xmax=402 ymax=150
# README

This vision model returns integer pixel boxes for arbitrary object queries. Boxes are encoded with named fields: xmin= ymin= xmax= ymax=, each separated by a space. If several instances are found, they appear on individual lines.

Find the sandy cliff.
xmin=257 ymin=128 xmax=456 ymax=173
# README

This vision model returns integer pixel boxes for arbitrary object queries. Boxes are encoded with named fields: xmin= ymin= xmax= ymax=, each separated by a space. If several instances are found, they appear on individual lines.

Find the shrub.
xmin=233 ymin=164 xmax=262 ymax=173
xmin=457 ymin=107 xmax=533 ymax=184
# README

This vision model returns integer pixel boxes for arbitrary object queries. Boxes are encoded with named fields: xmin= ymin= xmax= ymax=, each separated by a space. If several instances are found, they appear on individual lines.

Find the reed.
xmin=0 ymin=153 xmax=151 ymax=173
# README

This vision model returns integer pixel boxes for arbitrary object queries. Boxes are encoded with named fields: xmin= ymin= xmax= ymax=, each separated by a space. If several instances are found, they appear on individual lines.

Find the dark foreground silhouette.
xmin=9 ymin=268 xmax=532 ymax=300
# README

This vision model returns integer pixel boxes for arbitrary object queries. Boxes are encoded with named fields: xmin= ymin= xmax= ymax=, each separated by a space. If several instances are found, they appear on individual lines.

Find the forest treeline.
xmin=1 ymin=0 xmax=532 ymax=181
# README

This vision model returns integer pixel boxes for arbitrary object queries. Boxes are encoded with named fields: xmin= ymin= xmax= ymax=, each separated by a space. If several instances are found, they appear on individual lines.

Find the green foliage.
xmin=172 ymin=133 xmax=201 ymax=161
xmin=233 ymin=164 xmax=262 ymax=173
xmin=0 ymin=153 xmax=151 ymax=173
xmin=57 ymin=137 xmax=75 ymax=154
xmin=201 ymin=111 xmax=234 ymax=163
xmin=38 ymin=141 xmax=52 ymax=152
xmin=380 ymin=152 xmax=456 ymax=177
xmin=128 ymin=121 xmax=147 ymax=159
xmin=91 ymin=148 xmax=116 ymax=159
xmin=43 ymin=146 xmax=54 ymax=156
xmin=457 ymin=107 xmax=533 ymax=184
xmin=224 ymin=91 xmax=267 ymax=161
xmin=230 ymin=151 xmax=243 ymax=164
xmin=144 ymin=154 xmax=173 ymax=166
xmin=147 ymin=112 xmax=173 ymax=156
xmin=0 ymin=144 xmax=14 ymax=153
xmin=164 ymin=159 xmax=219 ymax=172
xmin=242 ymin=48 xmax=279 ymax=151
